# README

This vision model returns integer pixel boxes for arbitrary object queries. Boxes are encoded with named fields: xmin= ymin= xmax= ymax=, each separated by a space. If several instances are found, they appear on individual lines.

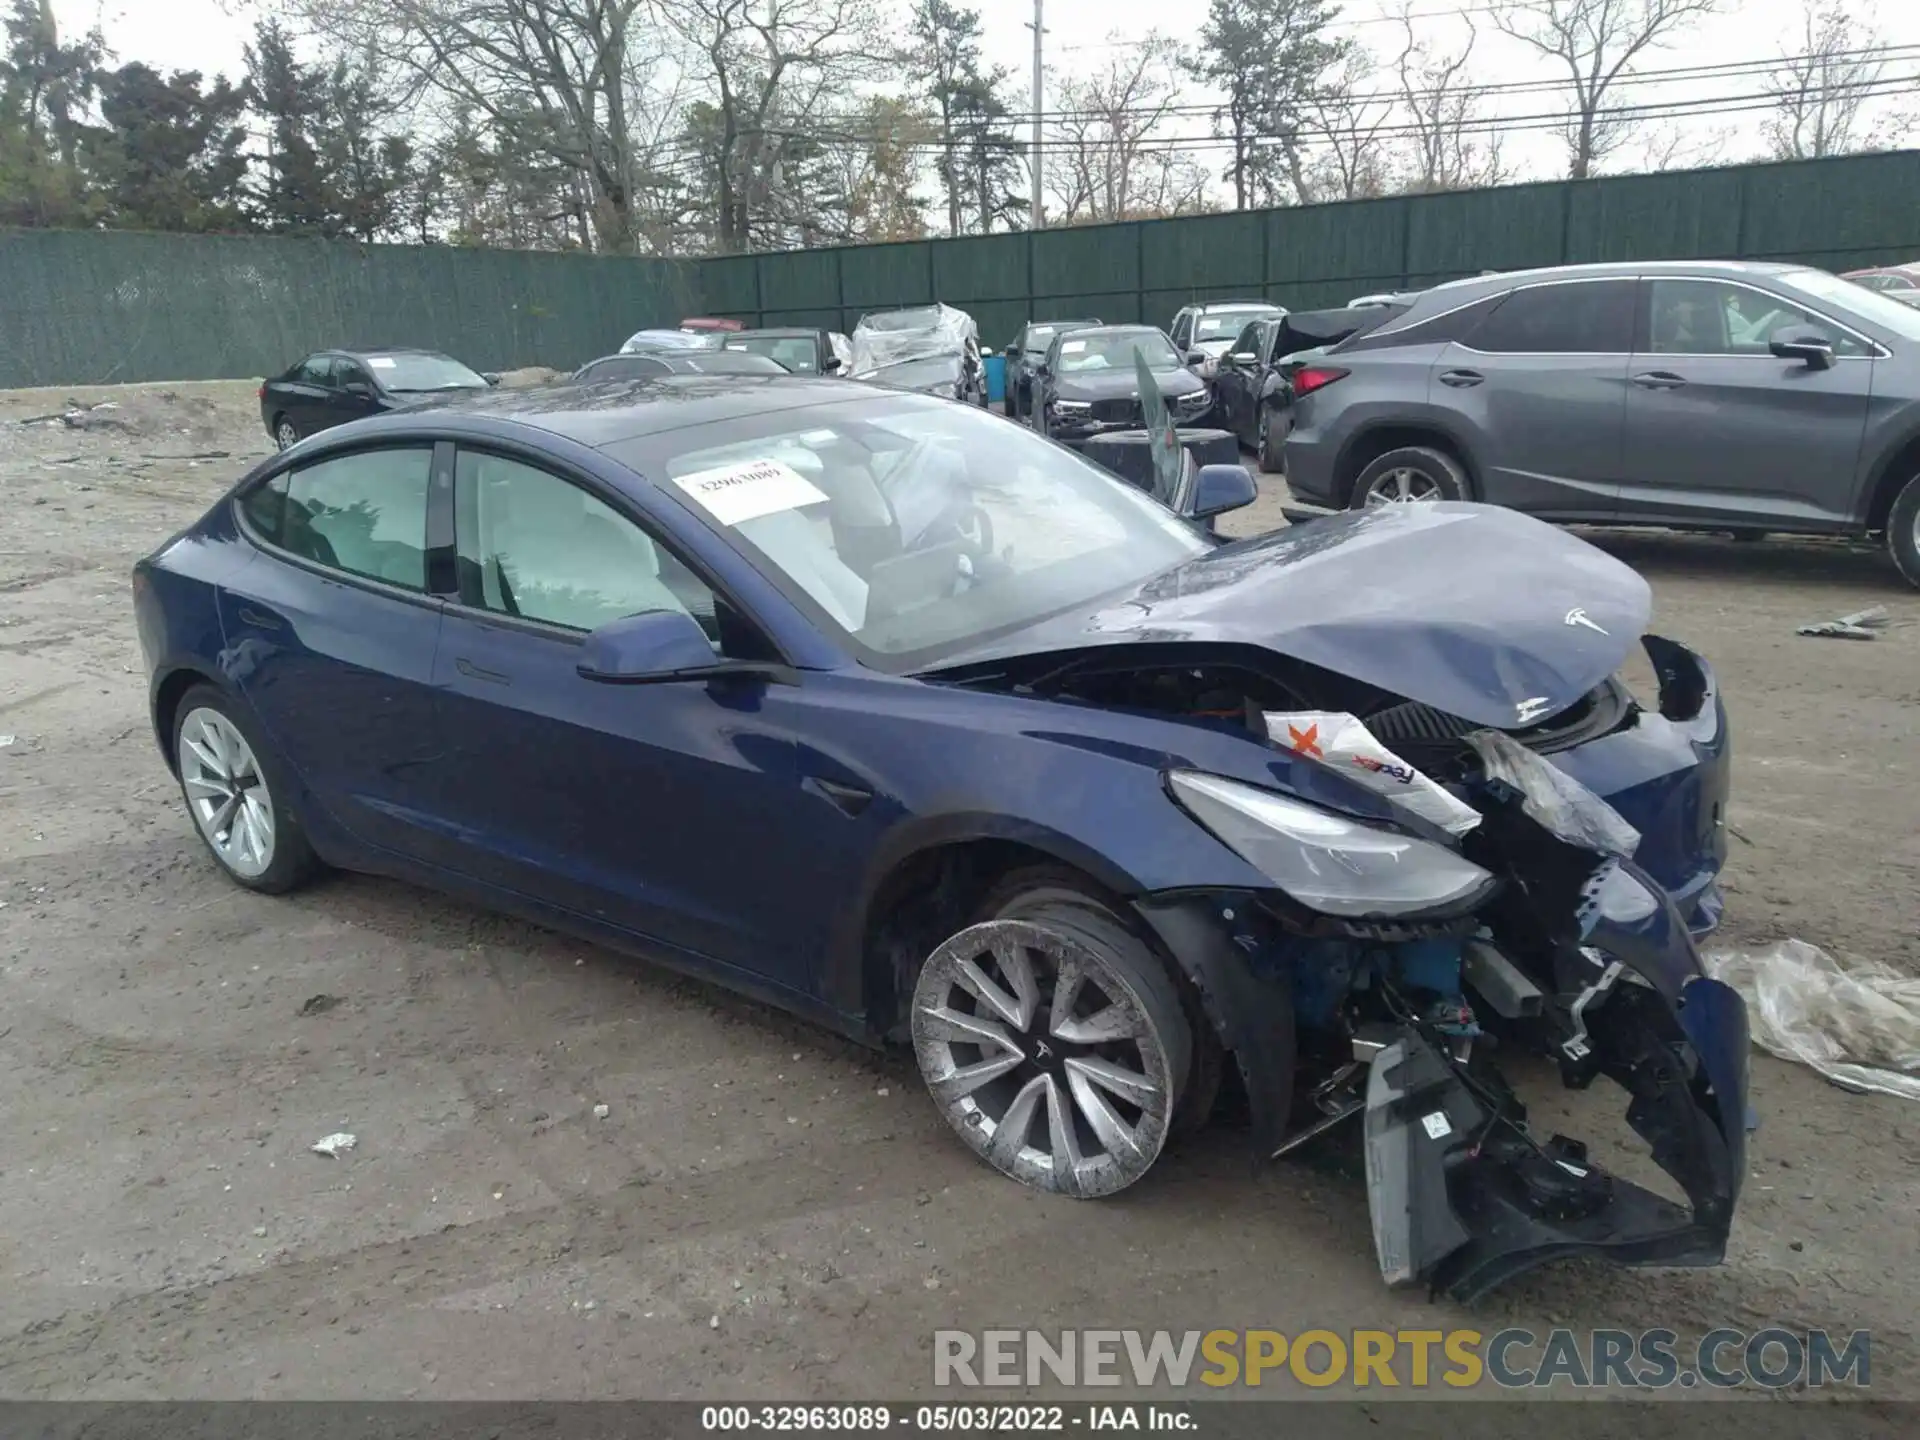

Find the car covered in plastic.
xmin=848 ymin=303 xmax=987 ymax=405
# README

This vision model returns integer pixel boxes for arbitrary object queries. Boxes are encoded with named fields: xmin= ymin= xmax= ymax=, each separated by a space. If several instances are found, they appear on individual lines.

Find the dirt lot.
xmin=0 ymin=381 xmax=1916 ymax=1404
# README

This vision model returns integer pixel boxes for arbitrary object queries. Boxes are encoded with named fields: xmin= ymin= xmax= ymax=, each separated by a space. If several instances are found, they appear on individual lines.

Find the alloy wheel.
xmin=1363 ymin=466 xmax=1443 ymax=506
xmin=911 ymin=919 xmax=1175 ymax=1197
xmin=178 ymin=707 xmax=276 ymax=879
xmin=275 ymin=419 xmax=298 ymax=451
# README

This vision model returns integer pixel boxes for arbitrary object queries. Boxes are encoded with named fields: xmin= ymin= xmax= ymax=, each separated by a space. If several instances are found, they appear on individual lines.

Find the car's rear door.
xmin=421 ymin=444 xmax=831 ymax=995
xmin=220 ymin=441 xmax=447 ymax=859
xmin=1619 ymin=275 xmax=1875 ymax=530
xmin=1433 ymin=277 xmax=1635 ymax=519
xmin=278 ymin=357 xmax=333 ymax=436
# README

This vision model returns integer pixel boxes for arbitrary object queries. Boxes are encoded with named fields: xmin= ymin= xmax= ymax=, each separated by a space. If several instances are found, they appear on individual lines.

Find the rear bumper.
xmin=1280 ymin=426 xmax=1339 ymax=505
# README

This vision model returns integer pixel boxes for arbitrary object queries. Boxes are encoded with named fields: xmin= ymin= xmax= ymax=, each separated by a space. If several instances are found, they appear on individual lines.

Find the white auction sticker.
xmin=1060 ymin=339 xmax=1088 ymax=353
xmin=673 ymin=457 xmax=829 ymax=527
xmin=1421 ymin=1111 xmax=1453 ymax=1140
xmin=367 ymin=356 xmax=397 ymax=369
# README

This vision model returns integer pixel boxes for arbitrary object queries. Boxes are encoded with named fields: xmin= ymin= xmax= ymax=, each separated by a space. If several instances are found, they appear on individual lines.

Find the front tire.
xmin=910 ymin=874 xmax=1193 ymax=1198
xmin=1348 ymin=445 xmax=1469 ymax=509
xmin=1888 ymin=471 xmax=1920 ymax=588
xmin=172 ymin=685 xmax=319 ymax=894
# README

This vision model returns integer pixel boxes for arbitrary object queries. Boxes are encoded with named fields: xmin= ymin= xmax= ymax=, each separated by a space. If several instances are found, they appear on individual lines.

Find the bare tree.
xmin=1763 ymin=0 xmax=1894 ymax=160
xmin=666 ymin=0 xmax=887 ymax=252
xmin=1301 ymin=48 xmax=1395 ymax=202
xmin=276 ymin=0 xmax=689 ymax=253
xmin=1045 ymin=35 xmax=1208 ymax=224
xmin=1494 ymin=0 xmax=1717 ymax=180
xmin=1396 ymin=13 xmax=1507 ymax=192
xmin=1635 ymin=118 xmax=1730 ymax=171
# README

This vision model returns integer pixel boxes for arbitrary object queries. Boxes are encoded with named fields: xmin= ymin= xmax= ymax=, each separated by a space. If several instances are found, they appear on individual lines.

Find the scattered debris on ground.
xmin=299 ymin=993 xmax=343 ymax=1017
xmin=309 ymin=1132 xmax=358 ymax=1158
xmin=1707 ymin=940 xmax=1920 ymax=1100
xmin=1797 ymin=605 xmax=1892 ymax=639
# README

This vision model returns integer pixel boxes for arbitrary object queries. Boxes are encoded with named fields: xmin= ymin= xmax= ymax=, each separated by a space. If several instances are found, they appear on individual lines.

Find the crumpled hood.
xmin=937 ymin=503 xmax=1651 ymax=729
xmin=1054 ymin=367 xmax=1205 ymax=402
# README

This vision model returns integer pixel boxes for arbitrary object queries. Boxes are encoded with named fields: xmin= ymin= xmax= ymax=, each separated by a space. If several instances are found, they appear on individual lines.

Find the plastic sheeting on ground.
xmin=1704 ymin=940 xmax=1920 ymax=1100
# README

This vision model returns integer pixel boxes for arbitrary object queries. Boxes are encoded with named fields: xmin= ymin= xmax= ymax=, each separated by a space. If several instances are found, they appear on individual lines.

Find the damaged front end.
xmin=1140 ymin=675 xmax=1749 ymax=1302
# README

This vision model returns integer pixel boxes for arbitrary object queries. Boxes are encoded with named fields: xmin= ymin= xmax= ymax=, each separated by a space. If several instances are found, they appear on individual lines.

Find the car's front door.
xmin=1619 ymin=276 xmax=1876 ymax=530
xmin=220 ymin=442 xmax=448 ymax=859
xmin=331 ymin=358 xmax=387 ymax=427
xmin=422 ymin=446 xmax=834 ymax=995
xmin=1214 ymin=321 xmax=1261 ymax=440
xmin=1433 ymin=277 xmax=1636 ymax=520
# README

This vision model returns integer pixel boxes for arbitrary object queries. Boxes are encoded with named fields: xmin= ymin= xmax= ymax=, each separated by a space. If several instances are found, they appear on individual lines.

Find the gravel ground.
xmin=0 ymin=381 xmax=1915 ymax=1404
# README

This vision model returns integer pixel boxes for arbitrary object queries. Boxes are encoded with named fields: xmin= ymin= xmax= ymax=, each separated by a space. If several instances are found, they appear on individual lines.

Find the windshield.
xmin=727 ymin=334 xmax=818 ymax=372
xmin=1193 ymin=309 xmax=1274 ymax=342
xmin=861 ymin=355 xmax=962 ymax=390
xmin=1054 ymin=330 xmax=1181 ymax=374
xmin=622 ymin=329 xmax=719 ymax=352
xmin=610 ymin=394 xmax=1206 ymax=668
xmin=366 ymin=353 xmax=487 ymax=391
xmin=1782 ymin=270 xmax=1920 ymax=343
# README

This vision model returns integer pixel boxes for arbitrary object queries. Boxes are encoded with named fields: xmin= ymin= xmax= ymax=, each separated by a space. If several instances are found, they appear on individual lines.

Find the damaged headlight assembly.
xmin=1167 ymin=770 xmax=1496 ymax=918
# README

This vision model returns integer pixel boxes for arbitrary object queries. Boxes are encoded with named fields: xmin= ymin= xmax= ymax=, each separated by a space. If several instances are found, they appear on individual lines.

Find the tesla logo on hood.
xmin=1515 ymin=696 xmax=1554 ymax=725
xmin=1564 ymin=607 xmax=1609 ymax=635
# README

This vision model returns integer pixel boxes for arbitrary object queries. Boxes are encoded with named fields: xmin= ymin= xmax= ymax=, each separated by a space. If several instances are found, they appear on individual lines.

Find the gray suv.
xmin=1282 ymin=260 xmax=1920 ymax=584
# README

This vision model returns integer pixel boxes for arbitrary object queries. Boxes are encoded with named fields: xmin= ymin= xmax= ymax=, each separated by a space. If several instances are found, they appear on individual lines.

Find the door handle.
xmin=236 ymin=607 xmax=281 ymax=630
xmin=455 ymin=657 xmax=511 ymax=685
xmin=1632 ymin=371 xmax=1688 ymax=390
xmin=1437 ymin=369 xmax=1483 ymax=388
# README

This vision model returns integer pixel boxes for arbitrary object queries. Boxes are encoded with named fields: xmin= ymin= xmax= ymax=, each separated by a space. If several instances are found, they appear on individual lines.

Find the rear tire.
xmin=171 ymin=684 xmax=319 ymax=895
xmin=273 ymin=415 xmax=298 ymax=451
xmin=1347 ymin=445 xmax=1469 ymax=509
xmin=1889 ymin=471 xmax=1920 ymax=589
xmin=1255 ymin=407 xmax=1284 ymax=474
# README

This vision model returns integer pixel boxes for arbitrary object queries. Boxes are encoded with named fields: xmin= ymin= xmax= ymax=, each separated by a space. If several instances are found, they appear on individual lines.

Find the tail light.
xmin=1291 ymin=366 xmax=1349 ymax=396
xmin=257 ymin=384 xmax=266 ymax=400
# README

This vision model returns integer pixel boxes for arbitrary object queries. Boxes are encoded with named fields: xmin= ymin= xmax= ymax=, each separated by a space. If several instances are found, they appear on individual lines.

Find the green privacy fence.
xmin=0 ymin=228 xmax=700 ymax=389
xmin=3 ymin=151 xmax=1917 ymax=389
xmin=700 ymin=149 xmax=1920 ymax=349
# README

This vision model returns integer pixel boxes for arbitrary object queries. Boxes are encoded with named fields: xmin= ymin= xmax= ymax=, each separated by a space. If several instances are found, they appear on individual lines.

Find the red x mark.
xmin=1287 ymin=722 xmax=1323 ymax=758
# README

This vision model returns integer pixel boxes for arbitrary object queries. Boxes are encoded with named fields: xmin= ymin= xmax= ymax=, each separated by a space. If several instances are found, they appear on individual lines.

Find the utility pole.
xmin=1028 ymin=0 xmax=1045 ymax=229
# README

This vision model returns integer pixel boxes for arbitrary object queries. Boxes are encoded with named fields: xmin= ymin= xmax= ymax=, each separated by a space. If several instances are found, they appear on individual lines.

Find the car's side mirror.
xmin=1186 ymin=350 xmax=1207 ymax=367
xmin=1188 ymin=463 xmax=1257 ymax=521
xmin=1034 ymin=362 xmax=1051 ymax=378
xmin=343 ymin=381 xmax=376 ymax=399
xmin=1769 ymin=325 xmax=1836 ymax=370
xmin=577 ymin=609 xmax=784 ymax=685
xmin=1227 ymin=350 xmax=1257 ymax=367
xmin=822 ymin=355 xmax=841 ymax=373
xmin=482 ymin=372 xmax=501 ymax=386
xmin=1004 ymin=345 xmax=1020 ymax=359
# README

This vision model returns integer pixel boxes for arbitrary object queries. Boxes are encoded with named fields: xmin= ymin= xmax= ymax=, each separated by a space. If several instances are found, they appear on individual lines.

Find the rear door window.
xmin=1468 ymin=280 xmax=1635 ymax=354
xmin=276 ymin=447 xmax=434 ymax=591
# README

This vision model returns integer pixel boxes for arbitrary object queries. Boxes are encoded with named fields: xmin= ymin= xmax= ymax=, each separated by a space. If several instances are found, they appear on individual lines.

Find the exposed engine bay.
xmin=949 ymin=635 xmax=1749 ymax=1299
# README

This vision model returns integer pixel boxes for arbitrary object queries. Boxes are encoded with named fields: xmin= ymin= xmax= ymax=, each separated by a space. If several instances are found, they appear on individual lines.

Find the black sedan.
xmin=570 ymin=350 xmax=790 ymax=381
xmin=1032 ymin=326 xmax=1212 ymax=442
xmin=1003 ymin=318 xmax=1100 ymax=420
xmin=259 ymin=348 xmax=492 ymax=450
xmin=721 ymin=327 xmax=845 ymax=375
xmin=1211 ymin=305 xmax=1409 ymax=470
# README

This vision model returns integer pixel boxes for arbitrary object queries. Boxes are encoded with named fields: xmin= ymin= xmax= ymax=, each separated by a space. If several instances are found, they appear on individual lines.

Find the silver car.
xmin=1282 ymin=260 xmax=1920 ymax=585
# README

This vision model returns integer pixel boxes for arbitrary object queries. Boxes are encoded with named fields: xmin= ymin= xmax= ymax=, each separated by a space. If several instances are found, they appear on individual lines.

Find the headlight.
xmin=1176 ymin=390 xmax=1209 ymax=411
xmin=1168 ymin=771 xmax=1495 ymax=918
xmin=1051 ymin=399 xmax=1092 ymax=415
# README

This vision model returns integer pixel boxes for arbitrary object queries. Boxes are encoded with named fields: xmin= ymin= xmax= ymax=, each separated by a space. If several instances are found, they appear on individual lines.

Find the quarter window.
xmin=453 ymin=450 xmax=720 ymax=639
xmin=1468 ymin=280 xmax=1635 ymax=354
xmin=1646 ymin=278 xmax=1869 ymax=357
xmin=272 ymin=447 xmax=433 ymax=590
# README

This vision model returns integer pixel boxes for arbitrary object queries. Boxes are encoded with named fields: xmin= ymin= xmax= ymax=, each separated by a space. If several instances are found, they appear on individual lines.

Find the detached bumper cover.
xmin=1365 ymin=863 xmax=1749 ymax=1301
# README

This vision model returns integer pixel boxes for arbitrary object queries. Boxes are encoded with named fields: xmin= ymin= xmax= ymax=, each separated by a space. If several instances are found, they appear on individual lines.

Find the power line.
xmin=627 ymin=46 xmax=1920 ymax=163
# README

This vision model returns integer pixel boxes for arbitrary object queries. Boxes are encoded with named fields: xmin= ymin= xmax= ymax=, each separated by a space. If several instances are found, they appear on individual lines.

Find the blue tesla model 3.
xmin=132 ymin=374 xmax=1748 ymax=1299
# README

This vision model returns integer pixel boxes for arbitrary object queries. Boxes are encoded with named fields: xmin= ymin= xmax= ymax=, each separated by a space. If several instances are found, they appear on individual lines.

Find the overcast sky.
xmin=50 ymin=0 xmax=1920 ymax=196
